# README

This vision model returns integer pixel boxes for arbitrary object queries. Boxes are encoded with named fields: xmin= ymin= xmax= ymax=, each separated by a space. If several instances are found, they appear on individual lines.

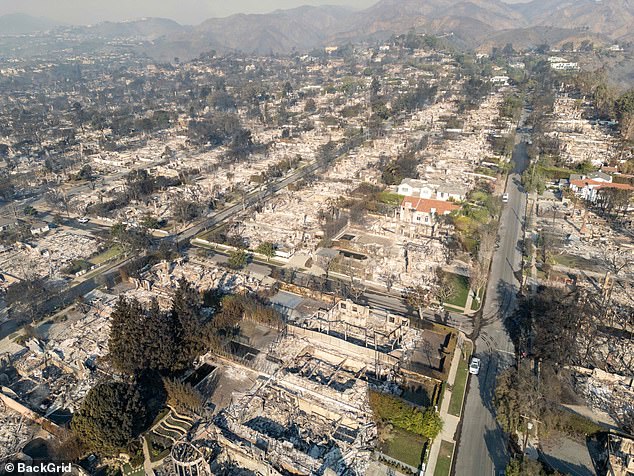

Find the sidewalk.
xmin=464 ymin=290 xmax=475 ymax=314
xmin=142 ymin=436 xmax=156 ymax=476
xmin=425 ymin=335 xmax=470 ymax=475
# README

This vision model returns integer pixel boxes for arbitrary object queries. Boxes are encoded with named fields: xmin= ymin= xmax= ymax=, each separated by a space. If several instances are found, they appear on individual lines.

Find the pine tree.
xmin=71 ymin=381 xmax=146 ymax=456
xmin=172 ymin=278 xmax=205 ymax=366
xmin=109 ymin=297 xmax=184 ymax=375
xmin=108 ymin=280 xmax=220 ymax=376
xmin=109 ymin=297 xmax=150 ymax=374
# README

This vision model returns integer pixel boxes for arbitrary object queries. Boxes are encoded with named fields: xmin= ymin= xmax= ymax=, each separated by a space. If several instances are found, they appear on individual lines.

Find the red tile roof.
xmin=571 ymin=179 xmax=634 ymax=191
xmin=570 ymin=179 xmax=602 ymax=188
xmin=401 ymin=196 xmax=460 ymax=214
xmin=596 ymin=182 xmax=634 ymax=191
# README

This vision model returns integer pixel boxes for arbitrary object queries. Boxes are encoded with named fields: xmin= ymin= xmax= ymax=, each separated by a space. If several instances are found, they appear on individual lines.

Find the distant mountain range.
xmin=0 ymin=12 xmax=59 ymax=35
xmin=1 ymin=0 xmax=632 ymax=57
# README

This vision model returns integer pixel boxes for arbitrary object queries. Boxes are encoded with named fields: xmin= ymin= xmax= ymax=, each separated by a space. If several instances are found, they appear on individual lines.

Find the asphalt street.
xmin=453 ymin=133 xmax=530 ymax=475
xmin=177 ymin=160 xmax=322 ymax=244
xmin=0 ymin=159 xmax=323 ymax=338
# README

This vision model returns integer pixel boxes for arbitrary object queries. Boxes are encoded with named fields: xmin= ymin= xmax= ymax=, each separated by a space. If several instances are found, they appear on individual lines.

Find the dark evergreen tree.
xmin=171 ymin=279 xmax=205 ymax=366
xmin=71 ymin=381 xmax=146 ymax=456
xmin=108 ymin=280 xmax=215 ymax=376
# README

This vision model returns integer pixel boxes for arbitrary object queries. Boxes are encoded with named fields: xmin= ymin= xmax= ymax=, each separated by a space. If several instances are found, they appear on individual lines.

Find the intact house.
xmin=569 ymin=174 xmax=634 ymax=203
xmin=397 ymin=178 xmax=467 ymax=202
xmin=490 ymin=76 xmax=510 ymax=86
xmin=399 ymin=196 xmax=460 ymax=227
xmin=550 ymin=62 xmax=579 ymax=71
xmin=29 ymin=221 xmax=50 ymax=236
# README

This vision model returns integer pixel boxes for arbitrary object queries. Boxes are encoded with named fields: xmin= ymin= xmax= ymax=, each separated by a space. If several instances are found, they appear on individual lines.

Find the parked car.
xmin=502 ymin=193 xmax=509 ymax=203
xmin=78 ymin=217 xmax=89 ymax=223
xmin=469 ymin=357 xmax=481 ymax=375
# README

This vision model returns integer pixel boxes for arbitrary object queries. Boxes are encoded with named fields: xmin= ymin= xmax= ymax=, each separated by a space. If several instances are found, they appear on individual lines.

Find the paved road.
xmin=177 ymin=160 xmax=323 ymax=244
xmin=453 ymin=134 xmax=530 ymax=475
xmin=0 ymin=160 xmax=324 ymax=339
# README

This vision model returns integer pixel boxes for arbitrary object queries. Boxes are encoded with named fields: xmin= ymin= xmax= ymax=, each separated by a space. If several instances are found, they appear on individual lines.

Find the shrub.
xmin=368 ymin=390 xmax=443 ymax=440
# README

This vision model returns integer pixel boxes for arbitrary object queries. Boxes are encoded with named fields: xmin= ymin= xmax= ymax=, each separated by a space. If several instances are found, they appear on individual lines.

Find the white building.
xmin=399 ymin=196 xmax=460 ymax=227
xmin=397 ymin=178 xmax=467 ymax=202
xmin=551 ymin=62 xmax=579 ymax=71
xmin=490 ymin=76 xmax=510 ymax=85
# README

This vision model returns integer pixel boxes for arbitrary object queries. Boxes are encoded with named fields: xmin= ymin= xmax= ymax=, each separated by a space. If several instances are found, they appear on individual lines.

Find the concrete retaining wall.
xmin=0 ymin=388 xmax=64 ymax=437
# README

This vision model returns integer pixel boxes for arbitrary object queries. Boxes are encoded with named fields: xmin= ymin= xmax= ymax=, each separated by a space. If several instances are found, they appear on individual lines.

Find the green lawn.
xmin=444 ymin=273 xmax=470 ymax=309
xmin=378 ymin=191 xmax=405 ymax=206
xmin=448 ymin=341 xmax=472 ymax=417
xmin=470 ymin=288 xmax=484 ymax=311
xmin=381 ymin=427 xmax=425 ymax=468
xmin=538 ymin=165 xmax=575 ymax=180
xmin=553 ymin=253 xmax=602 ymax=272
xmin=474 ymin=166 xmax=497 ymax=177
xmin=433 ymin=440 xmax=455 ymax=476
xmin=89 ymin=244 xmax=123 ymax=265
xmin=121 ymin=464 xmax=144 ymax=476
xmin=79 ymin=254 xmax=126 ymax=281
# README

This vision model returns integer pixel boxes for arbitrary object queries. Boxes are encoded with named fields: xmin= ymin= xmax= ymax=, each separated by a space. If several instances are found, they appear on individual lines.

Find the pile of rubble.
xmin=242 ymin=181 xmax=350 ymax=252
xmin=422 ymin=92 xmax=505 ymax=180
xmin=0 ymin=230 xmax=100 ymax=279
xmin=549 ymin=96 xmax=618 ymax=167
xmin=128 ymin=257 xmax=273 ymax=306
xmin=573 ymin=367 xmax=634 ymax=424
xmin=46 ymin=290 xmax=117 ymax=374
xmin=0 ymin=406 xmax=38 ymax=459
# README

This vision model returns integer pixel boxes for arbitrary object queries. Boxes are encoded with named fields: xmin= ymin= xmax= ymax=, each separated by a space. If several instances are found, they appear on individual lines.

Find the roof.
xmin=400 ymin=178 xmax=468 ymax=196
xmin=596 ymin=182 xmax=634 ymax=191
xmin=399 ymin=178 xmax=427 ymax=189
xmin=587 ymin=171 xmax=612 ymax=182
xmin=570 ymin=179 xmax=602 ymax=188
xmin=401 ymin=196 xmax=460 ymax=215
xmin=29 ymin=221 xmax=49 ymax=229
xmin=431 ymin=181 xmax=469 ymax=196
xmin=571 ymin=179 xmax=634 ymax=191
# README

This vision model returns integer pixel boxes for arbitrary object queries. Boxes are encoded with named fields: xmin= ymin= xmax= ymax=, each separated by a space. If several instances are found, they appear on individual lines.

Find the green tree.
xmin=368 ymin=390 xmax=443 ymax=439
xmin=256 ymin=242 xmax=276 ymax=261
xmin=505 ymin=458 xmax=522 ymax=476
xmin=521 ymin=164 xmax=546 ymax=194
xmin=108 ymin=297 xmax=189 ymax=375
xmin=171 ymin=279 xmax=206 ymax=364
xmin=71 ymin=381 xmax=147 ymax=456
xmin=141 ymin=214 xmax=160 ymax=229
xmin=418 ymin=408 xmax=443 ymax=440
xmin=163 ymin=378 xmax=203 ymax=416
xmin=615 ymin=89 xmax=634 ymax=140
xmin=506 ymin=458 xmax=551 ymax=476
xmin=494 ymin=366 xmax=544 ymax=438
xmin=228 ymin=250 xmax=248 ymax=269
xmin=23 ymin=205 xmax=37 ymax=216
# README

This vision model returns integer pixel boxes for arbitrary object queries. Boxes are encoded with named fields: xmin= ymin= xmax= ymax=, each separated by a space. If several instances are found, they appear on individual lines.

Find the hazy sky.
xmin=0 ymin=0 xmax=380 ymax=25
